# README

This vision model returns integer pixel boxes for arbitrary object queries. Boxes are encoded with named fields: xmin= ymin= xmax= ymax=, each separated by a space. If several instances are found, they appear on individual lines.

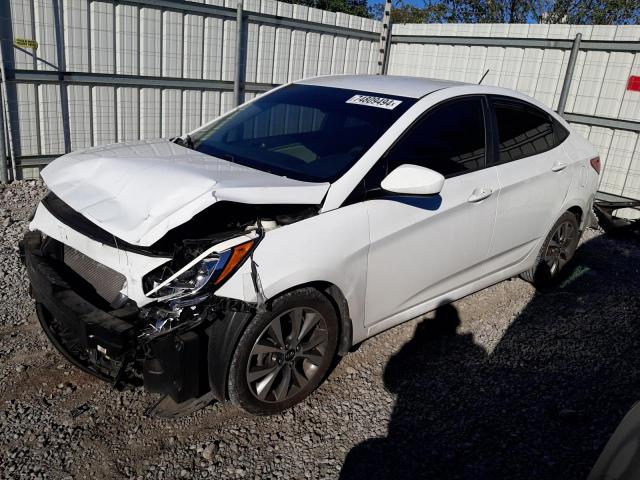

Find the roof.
xmin=296 ymin=75 xmax=465 ymax=99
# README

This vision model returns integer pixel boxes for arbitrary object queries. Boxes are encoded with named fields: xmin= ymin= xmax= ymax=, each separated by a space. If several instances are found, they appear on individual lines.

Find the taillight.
xmin=590 ymin=156 xmax=601 ymax=174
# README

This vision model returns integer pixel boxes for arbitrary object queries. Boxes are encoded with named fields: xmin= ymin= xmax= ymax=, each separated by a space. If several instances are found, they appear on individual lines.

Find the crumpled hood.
xmin=40 ymin=139 xmax=330 ymax=246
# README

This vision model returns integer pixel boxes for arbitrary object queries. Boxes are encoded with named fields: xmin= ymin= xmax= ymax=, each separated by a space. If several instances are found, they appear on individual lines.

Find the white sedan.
xmin=22 ymin=75 xmax=600 ymax=415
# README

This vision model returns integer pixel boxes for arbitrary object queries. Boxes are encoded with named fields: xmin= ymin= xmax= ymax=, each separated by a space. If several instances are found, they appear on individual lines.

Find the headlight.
xmin=144 ymin=240 xmax=256 ymax=300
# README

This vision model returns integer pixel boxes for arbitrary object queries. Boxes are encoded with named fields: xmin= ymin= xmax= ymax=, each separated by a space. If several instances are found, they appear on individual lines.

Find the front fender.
xmin=215 ymin=203 xmax=370 ymax=344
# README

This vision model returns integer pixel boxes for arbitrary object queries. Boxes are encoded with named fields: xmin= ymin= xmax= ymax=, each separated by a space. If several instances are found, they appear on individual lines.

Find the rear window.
xmin=191 ymin=84 xmax=415 ymax=183
xmin=492 ymin=99 xmax=568 ymax=163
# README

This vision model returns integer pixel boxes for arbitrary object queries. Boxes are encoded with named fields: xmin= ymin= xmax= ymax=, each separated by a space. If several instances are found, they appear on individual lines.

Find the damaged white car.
xmin=21 ymin=75 xmax=599 ymax=415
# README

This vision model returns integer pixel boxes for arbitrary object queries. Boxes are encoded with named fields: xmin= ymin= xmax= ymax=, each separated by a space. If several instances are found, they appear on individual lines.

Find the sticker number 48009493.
xmin=346 ymin=94 xmax=402 ymax=110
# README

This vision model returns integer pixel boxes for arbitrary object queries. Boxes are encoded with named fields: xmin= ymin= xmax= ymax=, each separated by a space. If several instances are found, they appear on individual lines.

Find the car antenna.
xmin=478 ymin=69 xmax=490 ymax=85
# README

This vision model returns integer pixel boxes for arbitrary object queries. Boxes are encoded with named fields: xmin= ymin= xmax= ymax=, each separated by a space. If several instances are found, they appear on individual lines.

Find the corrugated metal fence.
xmin=388 ymin=23 xmax=640 ymax=214
xmin=0 ymin=0 xmax=381 ymax=179
xmin=1 ymin=3 xmax=640 ymax=215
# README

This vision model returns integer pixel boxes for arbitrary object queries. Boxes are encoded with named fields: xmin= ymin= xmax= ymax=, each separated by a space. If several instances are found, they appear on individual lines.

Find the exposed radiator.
xmin=63 ymin=245 xmax=126 ymax=305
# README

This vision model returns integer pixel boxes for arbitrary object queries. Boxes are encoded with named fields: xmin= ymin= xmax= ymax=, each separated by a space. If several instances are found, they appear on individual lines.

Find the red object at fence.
xmin=628 ymin=76 xmax=640 ymax=92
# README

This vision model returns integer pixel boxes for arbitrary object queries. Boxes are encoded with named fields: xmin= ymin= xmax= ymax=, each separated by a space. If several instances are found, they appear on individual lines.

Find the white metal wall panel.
xmin=38 ymin=84 xmax=64 ymax=154
xmin=244 ymin=22 xmax=259 ymax=83
xmin=116 ymin=4 xmax=138 ymax=75
xmin=92 ymin=86 xmax=115 ymax=145
xmin=622 ymin=146 xmax=640 ymax=209
xmin=162 ymin=11 xmax=183 ymax=78
xmin=161 ymin=89 xmax=181 ymax=137
xmin=63 ymin=0 xmax=89 ymax=72
xmin=202 ymin=91 xmax=221 ymax=124
xmin=242 ymin=0 xmax=257 ymax=13
xmin=14 ymin=83 xmax=39 ymax=156
xmin=220 ymin=91 xmax=235 ymax=115
xmin=90 ymin=1 xmax=114 ymax=74
xmin=595 ymin=51 xmax=633 ymax=118
xmin=344 ymin=38 xmax=359 ymax=75
xmin=303 ymin=32 xmax=321 ymax=78
xmin=261 ymin=0 xmax=278 ymax=15
xmin=183 ymin=14 xmax=204 ymax=79
xmin=318 ymin=11 xmax=335 ymax=76
xmin=140 ymin=7 xmax=161 ymax=76
xmin=355 ymin=40 xmax=371 ymax=75
xmin=221 ymin=17 xmax=237 ymax=81
xmin=619 ymin=53 xmax=640 ymax=122
xmin=256 ymin=23 xmax=276 ymax=83
xmin=182 ymin=90 xmax=202 ymax=133
xmin=573 ymin=27 xmax=615 ymax=115
xmin=140 ymin=88 xmax=160 ymax=139
xmin=450 ymin=45 xmax=470 ymax=83
xmin=272 ymin=25 xmax=291 ymax=83
xmin=434 ymin=45 xmax=454 ymax=81
xmin=288 ymin=30 xmax=306 ymax=81
xmin=10 ymin=0 xmax=35 ymax=69
xmin=330 ymin=36 xmax=346 ymax=75
xmin=33 ymin=0 xmax=58 ymax=71
xmin=117 ymin=87 xmax=139 ymax=142
xmin=203 ymin=16 xmax=223 ymax=80
xmin=464 ymin=46 xmax=487 ymax=84
xmin=599 ymin=130 xmax=637 ymax=195
xmin=67 ymin=84 xmax=91 ymax=150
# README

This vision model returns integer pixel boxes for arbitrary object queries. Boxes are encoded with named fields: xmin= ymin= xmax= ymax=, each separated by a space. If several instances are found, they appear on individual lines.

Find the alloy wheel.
xmin=246 ymin=307 xmax=329 ymax=403
xmin=543 ymin=220 xmax=576 ymax=276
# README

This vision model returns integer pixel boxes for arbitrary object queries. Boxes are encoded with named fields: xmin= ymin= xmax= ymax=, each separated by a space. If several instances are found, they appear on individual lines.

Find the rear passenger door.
xmin=485 ymin=97 xmax=573 ymax=273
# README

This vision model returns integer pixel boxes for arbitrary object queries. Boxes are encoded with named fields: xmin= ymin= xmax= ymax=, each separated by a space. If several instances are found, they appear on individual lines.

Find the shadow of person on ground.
xmin=341 ymin=233 xmax=640 ymax=480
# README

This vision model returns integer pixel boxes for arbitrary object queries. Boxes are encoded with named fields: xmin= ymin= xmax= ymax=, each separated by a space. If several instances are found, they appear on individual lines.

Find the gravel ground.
xmin=1 ymin=179 xmax=639 ymax=480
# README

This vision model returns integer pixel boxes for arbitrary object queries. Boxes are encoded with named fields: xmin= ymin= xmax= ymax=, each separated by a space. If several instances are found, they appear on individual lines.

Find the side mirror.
xmin=381 ymin=164 xmax=445 ymax=195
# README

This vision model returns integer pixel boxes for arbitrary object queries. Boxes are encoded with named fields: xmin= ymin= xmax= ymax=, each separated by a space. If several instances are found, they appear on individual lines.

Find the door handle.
xmin=467 ymin=188 xmax=493 ymax=203
xmin=552 ymin=162 xmax=568 ymax=172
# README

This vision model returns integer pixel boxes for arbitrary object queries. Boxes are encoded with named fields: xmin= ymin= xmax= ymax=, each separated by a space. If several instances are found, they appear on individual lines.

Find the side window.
xmin=385 ymin=97 xmax=486 ymax=178
xmin=492 ymin=100 xmax=563 ymax=163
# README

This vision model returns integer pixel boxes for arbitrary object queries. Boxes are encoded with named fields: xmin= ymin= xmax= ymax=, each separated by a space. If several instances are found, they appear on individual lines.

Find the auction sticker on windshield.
xmin=346 ymin=95 xmax=402 ymax=110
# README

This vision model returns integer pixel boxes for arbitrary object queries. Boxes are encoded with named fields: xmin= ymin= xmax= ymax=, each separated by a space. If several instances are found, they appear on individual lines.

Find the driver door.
xmin=364 ymin=96 xmax=499 ymax=329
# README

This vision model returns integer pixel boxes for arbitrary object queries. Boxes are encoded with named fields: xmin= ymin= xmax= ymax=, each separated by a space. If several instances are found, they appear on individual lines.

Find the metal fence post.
xmin=377 ymin=0 xmax=392 ymax=75
xmin=53 ymin=0 xmax=71 ymax=154
xmin=233 ymin=0 xmax=244 ymax=107
xmin=0 ymin=1 xmax=16 ymax=181
xmin=0 ymin=89 xmax=7 ymax=184
xmin=557 ymin=33 xmax=582 ymax=117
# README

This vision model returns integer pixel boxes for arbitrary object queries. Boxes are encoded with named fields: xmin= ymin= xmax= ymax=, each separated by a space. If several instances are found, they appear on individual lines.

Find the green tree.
xmin=532 ymin=0 xmax=640 ymax=24
xmin=373 ymin=0 xmax=640 ymax=24
xmin=279 ymin=0 xmax=373 ymax=17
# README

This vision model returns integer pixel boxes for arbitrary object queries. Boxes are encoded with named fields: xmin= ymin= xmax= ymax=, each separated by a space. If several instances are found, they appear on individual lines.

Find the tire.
xmin=520 ymin=211 xmax=581 ymax=287
xmin=228 ymin=287 xmax=339 ymax=415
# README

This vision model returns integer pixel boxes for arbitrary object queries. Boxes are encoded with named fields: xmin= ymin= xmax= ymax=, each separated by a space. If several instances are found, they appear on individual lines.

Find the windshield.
xmin=191 ymin=84 xmax=415 ymax=183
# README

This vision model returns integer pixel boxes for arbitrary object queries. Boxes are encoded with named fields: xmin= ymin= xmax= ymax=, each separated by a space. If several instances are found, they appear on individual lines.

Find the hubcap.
xmin=544 ymin=220 xmax=576 ymax=276
xmin=246 ymin=307 xmax=329 ymax=403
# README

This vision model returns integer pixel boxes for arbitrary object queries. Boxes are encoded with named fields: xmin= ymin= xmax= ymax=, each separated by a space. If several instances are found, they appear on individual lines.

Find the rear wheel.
xmin=520 ymin=211 xmax=581 ymax=287
xmin=228 ymin=288 xmax=338 ymax=415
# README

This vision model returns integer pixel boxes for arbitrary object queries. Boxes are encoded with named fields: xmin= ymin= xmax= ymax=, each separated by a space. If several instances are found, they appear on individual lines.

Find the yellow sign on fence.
xmin=14 ymin=38 xmax=38 ymax=49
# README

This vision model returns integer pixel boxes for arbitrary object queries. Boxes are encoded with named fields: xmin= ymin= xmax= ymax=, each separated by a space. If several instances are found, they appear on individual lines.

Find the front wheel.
xmin=520 ymin=211 xmax=581 ymax=287
xmin=227 ymin=287 xmax=338 ymax=415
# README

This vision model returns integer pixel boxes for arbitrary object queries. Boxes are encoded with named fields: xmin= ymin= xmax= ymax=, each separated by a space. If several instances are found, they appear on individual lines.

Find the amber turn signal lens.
xmin=214 ymin=240 xmax=255 ymax=285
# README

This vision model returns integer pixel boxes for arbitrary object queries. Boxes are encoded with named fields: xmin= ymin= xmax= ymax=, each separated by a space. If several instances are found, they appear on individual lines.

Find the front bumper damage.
xmin=20 ymin=230 xmax=254 ymax=406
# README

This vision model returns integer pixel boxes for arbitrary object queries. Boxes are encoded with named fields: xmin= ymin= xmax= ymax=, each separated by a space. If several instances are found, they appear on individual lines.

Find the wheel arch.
xmin=567 ymin=205 xmax=584 ymax=227
xmin=208 ymin=281 xmax=353 ymax=402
